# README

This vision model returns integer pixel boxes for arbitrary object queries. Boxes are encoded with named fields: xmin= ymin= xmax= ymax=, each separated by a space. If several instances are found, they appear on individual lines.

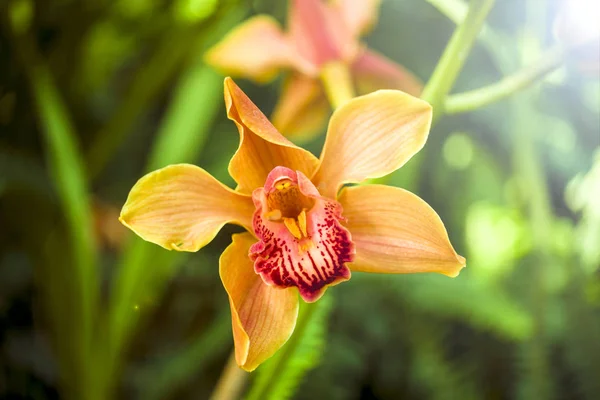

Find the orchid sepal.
xmin=119 ymin=163 xmax=254 ymax=252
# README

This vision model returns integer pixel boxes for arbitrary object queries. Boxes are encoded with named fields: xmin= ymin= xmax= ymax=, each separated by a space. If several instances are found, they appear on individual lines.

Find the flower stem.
xmin=444 ymin=42 xmax=591 ymax=114
xmin=420 ymin=0 xmax=496 ymax=123
xmin=320 ymin=61 xmax=356 ymax=109
xmin=210 ymin=353 xmax=249 ymax=400
xmin=380 ymin=0 xmax=495 ymax=190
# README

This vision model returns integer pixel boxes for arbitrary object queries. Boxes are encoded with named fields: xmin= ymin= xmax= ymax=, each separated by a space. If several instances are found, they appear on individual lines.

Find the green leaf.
xmin=99 ymin=6 xmax=248 ymax=397
xmin=135 ymin=309 xmax=232 ymax=400
xmin=407 ymin=316 xmax=481 ymax=400
xmin=28 ymin=62 xmax=99 ymax=397
xmin=562 ymin=276 xmax=600 ymax=399
xmin=146 ymin=67 xmax=223 ymax=171
xmin=0 ymin=148 xmax=53 ymax=198
xmin=246 ymin=297 xmax=333 ymax=400
xmin=373 ymin=274 xmax=534 ymax=340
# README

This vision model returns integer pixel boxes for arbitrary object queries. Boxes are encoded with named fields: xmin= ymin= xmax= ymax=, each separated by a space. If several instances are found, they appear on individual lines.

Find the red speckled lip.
xmin=249 ymin=166 xmax=355 ymax=302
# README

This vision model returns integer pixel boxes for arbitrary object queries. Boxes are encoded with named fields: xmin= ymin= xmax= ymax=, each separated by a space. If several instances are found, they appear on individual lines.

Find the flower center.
xmin=249 ymin=167 xmax=355 ymax=302
xmin=265 ymin=178 xmax=315 ymax=241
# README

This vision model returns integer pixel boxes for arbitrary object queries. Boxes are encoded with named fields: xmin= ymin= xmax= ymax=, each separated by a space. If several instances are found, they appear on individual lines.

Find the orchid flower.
xmin=119 ymin=78 xmax=465 ymax=371
xmin=205 ymin=0 xmax=423 ymax=140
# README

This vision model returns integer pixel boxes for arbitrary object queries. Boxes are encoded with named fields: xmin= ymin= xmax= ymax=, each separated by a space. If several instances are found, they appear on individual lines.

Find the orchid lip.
xmin=249 ymin=166 xmax=355 ymax=302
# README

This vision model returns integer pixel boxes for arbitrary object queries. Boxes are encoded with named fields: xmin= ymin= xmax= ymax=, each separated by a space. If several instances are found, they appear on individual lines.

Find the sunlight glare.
xmin=561 ymin=0 xmax=600 ymax=41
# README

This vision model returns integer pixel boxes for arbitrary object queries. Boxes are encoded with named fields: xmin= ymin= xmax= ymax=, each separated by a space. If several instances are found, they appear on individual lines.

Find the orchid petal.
xmin=205 ymin=16 xmax=294 ymax=83
xmin=271 ymin=74 xmax=330 ymax=142
xmin=339 ymin=185 xmax=466 ymax=277
xmin=312 ymin=90 xmax=432 ymax=198
xmin=352 ymin=48 xmax=423 ymax=97
xmin=119 ymin=164 xmax=254 ymax=252
xmin=220 ymin=232 xmax=299 ymax=371
xmin=225 ymin=78 xmax=320 ymax=194
xmin=288 ymin=0 xmax=357 ymax=69
xmin=334 ymin=0 xmax=382 ymax=36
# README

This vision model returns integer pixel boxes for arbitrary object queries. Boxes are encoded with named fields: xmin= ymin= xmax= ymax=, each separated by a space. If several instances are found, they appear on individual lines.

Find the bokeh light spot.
xmin=9 ymin=0 xmax=33 ymax=35
xmin=561 ymin=0 xmax=600 ymax=42
xmin=443 ymin=132 xmax=474 ymax=170
xmin=176 ymin=0 xmax=218 ymax=22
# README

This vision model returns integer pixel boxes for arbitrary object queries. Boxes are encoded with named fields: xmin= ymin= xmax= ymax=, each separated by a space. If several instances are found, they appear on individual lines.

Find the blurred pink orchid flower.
xmin=206 ymin=0 xmax=423 ymax=140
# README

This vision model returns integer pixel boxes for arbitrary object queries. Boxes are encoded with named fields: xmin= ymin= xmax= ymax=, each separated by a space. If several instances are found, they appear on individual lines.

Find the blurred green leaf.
xmin=8 ymin=0 xmax=33 ymax=35
xmin=135 ymin=309 xmax=232 ymax=400
xmin=408 ymin=317 xmax=481 ymax=400
xmin=0 ymin=148 xmax=53 ymax=198
xmin=387 ymin=275 xmax=534 ymax=340
xmin=86 ymin=2 xmax=244 ymax=178
xmin=566 ymin=150 xmax=600 ymax=272
xmin=147 ymin=67 xmax=223 ymax=170
xmin=465 ymin=201 xmax=531 ymax=282
xmin=174 ymin=0 xmax=219 ymax=23
xmin=246 ymin=297 xmax=333 ymax=400
xmin=100 ymin=6 xmax=247 ymax=397
xmin=23 ymin=59 xmax=100 ymax=398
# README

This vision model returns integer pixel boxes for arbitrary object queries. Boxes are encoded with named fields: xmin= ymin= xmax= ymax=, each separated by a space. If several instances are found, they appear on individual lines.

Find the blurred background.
xmin=1 ymin=0 xmax=599 ymax=399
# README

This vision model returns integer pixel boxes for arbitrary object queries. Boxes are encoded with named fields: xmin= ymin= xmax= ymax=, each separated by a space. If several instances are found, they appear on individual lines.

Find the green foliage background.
xmin=0 ymin=0 xmax=599 ymax=399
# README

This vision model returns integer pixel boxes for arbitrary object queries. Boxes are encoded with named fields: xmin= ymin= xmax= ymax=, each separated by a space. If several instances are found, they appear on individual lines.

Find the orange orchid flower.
xmin=206 ymin=0 xmax=423 ymax=140
xmin=119 ymin=78 xmax=465 ymax=371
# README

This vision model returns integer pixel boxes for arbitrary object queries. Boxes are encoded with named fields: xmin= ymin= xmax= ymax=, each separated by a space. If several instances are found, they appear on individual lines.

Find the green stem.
xmin=421 ymin=0 xmax=496 ymax=123
xmin=445 ymin=44 xmax=572 ymax=114
xmin=320 ymin=61 xmax=356 ymax=109
xmin=210 ymin=353 xmax=249 ymax=400
xmin=426 ymin=0 xmax=509 ymax=73
xmin=381 ymin=0 xmax=495 ymax=190
xmin=425 ymin=0 xmax=472 ymax=25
